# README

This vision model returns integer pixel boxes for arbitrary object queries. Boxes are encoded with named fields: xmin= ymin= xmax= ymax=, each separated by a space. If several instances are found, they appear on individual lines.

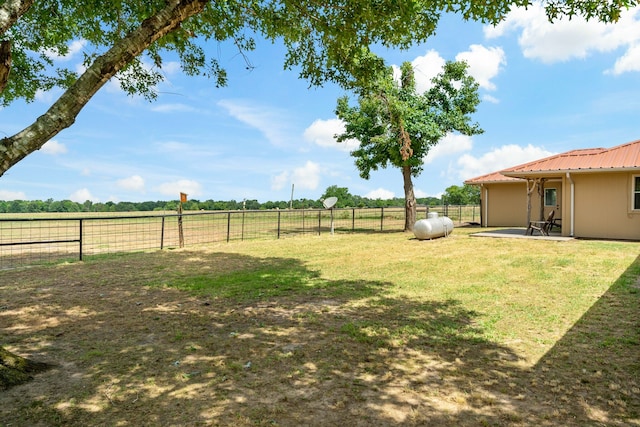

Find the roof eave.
xmin=465 ymin=179 xmax=525 ymax=185
xmin=502 ymin=166 xmax=640 ymax=178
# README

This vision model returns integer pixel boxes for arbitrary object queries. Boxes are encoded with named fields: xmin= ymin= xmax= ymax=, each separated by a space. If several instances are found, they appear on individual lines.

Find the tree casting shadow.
xmin=0 ymin=251 xmax=638 ymax=426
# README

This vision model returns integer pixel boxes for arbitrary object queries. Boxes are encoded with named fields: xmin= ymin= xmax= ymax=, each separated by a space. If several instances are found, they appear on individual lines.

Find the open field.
xmin=1 ymin=227 xmax=638 ymax=426
xmin=0 ymin=206 xmax=479 ymax=269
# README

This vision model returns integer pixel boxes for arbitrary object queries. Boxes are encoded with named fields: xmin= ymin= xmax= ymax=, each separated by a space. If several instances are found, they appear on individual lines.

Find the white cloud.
xmin=40 ymin=140 xmax=67 ymax=155
xmin=45 ymin=39 xmax=87 ymax=61
xmin=403 ymin=50 xmax=447 ymax=93
xmin=424 ymin=134 xmax=474 ymax=164
xmin=485 ymin=2 xmax=640 ymax=69
xmin=303 ymin=118 xmax=359 ymax=152
xmin=0 ymin=190 xmax=27 ymax=200
xmin=456 ymin=144 xmax=556 ymax=181
xmin=69 ymin=188 xmax=97 ymax=203
xmin=155 ymin=179 xmax=203 ymax=198
xmin=607 ymin=44 xmax=640 ymax=75
xmin=455 ymin=45 xmax=506 ymax=91
xmin=396 ymin=45 xmax=505 ymax=94
xmin=365 ymin=188 xmax=395 ymax=199
xmin=292 ymin=161 xmax=321 ymax=190
xmin=271 ymin=161 xmax=321 ymax=192
xmin=271 ymin=171 xmax=290 ymax=191
xmin=117 ymin=175 xmax=145 ymax=192
xmin=218 ymin=99 xmax=292 ymax=146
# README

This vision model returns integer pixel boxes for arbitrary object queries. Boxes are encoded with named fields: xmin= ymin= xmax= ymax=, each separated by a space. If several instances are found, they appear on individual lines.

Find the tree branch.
xmin=0 ymin=0 xmax=210 ymax=177
xmin=0 ymin=40 xmax=10 ymax=93
xmin=0 ymin=0 xmax=34 ymax=35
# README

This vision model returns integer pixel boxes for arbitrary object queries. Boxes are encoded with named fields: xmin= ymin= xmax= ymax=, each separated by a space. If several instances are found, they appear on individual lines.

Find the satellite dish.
xmin=323 ymin=197 xmax=338 ymax=209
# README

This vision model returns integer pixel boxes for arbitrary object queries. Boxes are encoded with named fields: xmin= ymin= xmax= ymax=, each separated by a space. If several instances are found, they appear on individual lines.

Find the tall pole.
xmin=290 ymin=183 xmax=294 ymax=210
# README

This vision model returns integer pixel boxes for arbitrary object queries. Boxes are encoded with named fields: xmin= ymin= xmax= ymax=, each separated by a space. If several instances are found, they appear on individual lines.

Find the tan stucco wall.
xmin=480 ymin=172 xmax=640 ymax=239
xmin=482 ymin=183 xmax=558 ymax=227
xmin=482 ymin=183 xmax=542 ymax=227
xmin=571 ymin=172 xmax=640 ymax=240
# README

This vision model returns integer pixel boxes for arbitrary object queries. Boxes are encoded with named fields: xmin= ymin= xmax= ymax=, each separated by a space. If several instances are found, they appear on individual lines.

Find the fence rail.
xmin=0 ymin=205 xmax=479 ymax=269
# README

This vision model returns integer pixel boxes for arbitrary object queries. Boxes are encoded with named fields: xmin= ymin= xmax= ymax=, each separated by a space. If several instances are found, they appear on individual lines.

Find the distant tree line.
xmin=0 ymin=185 xmax=478 ymax=214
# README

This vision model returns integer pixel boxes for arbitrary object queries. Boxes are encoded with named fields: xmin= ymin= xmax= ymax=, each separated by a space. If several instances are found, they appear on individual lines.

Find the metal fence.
xmin=0 ymin=205 xmax=479 ymax=269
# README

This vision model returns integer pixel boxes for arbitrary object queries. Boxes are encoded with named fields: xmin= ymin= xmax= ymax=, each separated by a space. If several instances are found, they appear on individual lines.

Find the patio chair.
xmin=526 ymin=210 xmax=555 ymax=236
xmin=549 ymin=216 xmax=562 ymax=232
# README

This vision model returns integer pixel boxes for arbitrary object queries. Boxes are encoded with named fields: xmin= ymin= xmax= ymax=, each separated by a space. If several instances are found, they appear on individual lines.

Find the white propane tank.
xmin=413 ymin=212 xmax=454 ymax=240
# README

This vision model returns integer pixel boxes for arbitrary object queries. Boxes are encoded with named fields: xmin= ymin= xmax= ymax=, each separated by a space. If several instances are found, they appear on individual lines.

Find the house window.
xmin=544 ymin=188 xmax=557 ymax=207
xmin=634 ymin=176 xmax=640 ymax=210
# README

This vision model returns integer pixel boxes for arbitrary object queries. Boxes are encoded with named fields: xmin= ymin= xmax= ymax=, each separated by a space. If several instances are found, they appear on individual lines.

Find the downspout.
xmin=483 ymin=185 xmax=489 ymax=227
xmin=566 ymin=172 xmax=575 ymax=237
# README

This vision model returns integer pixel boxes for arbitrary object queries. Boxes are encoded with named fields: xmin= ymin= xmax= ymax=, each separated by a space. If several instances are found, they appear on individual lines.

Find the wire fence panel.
xmin=425 ymin=205 xmax=480 ymax=224
xmin=0 ymin=218 xmax=80 ymax=268
xmin=0 ymin=206 xmax=478 ymax=269
xmin=81 ymin=216 xmax=165 ymax=257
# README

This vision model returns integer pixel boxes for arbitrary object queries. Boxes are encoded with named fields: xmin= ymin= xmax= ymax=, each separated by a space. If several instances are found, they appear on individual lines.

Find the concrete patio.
xmin=470 ymin=228 xmax=574 ymax=241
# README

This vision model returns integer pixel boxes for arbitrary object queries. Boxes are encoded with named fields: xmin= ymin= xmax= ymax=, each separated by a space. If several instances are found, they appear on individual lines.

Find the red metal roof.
xmin=466 ymin=139 xmax=640 ymax=184
xmin=464 ymin=171 xmax=523 ymax=184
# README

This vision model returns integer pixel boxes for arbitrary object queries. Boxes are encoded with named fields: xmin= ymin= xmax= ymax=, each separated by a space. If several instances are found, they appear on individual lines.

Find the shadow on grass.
xmin=0 ymin=251 xmax=638 ymax=426
xmin=515 ymin=254 xmax=640 ymax=425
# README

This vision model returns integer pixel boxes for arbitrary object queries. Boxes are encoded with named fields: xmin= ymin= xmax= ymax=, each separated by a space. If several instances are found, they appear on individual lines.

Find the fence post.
xmin=277 ymin=210 xmax=281 ymax=239
xmin=241 ymin=211 xmax=245 ymax=241
xmin=459 ymin=205 xmax=462 ymax=224
xmin=178 ymin=205 xmax=184 ymax=248
xmin=380 ymin=207 xmax=384 ymax=231
xmin=318 ymin=210 xmax=321 ymax=235
xmin=160 ymin=216 xmax=165 ymax=250
xmin=352 ymin=208 xmax=355 ymax=231
xmin=79 ymin=218 xmax=83 ymax=261
xmin=227 ymin=212 xmax=231 ymax=242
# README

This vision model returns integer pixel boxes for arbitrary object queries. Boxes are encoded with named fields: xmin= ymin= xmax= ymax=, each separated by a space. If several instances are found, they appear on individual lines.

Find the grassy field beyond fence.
xmin=0 ymin=205 xmax=479 ymax=269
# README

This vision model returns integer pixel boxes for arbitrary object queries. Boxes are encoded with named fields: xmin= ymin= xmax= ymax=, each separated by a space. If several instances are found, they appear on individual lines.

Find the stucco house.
xmin=465 ymin=138 xmax=640 ymax=240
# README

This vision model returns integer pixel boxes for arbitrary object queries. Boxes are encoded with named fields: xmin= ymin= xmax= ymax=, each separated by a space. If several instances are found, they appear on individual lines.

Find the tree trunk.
xmin=0 ymin=0 xmax=35 ymax=35
xmin=402 ymin=164 xmax=416 ymax=232
xmin=0 ymin=40 xmax=10 ymax=93
xmin=0 ymin=0 xmax=210 ymax=177
xmin=526 ymin=179 xmax=536 ymax=226
xmin=538 ymin=178 xmax=546 ymax=221
xmin=0 ymin=346 xmax=52 ymax=390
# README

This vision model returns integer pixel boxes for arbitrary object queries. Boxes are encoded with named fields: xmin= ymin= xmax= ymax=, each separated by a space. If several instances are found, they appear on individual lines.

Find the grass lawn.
xmin=1 ymin=227 xmax=638 ymax=426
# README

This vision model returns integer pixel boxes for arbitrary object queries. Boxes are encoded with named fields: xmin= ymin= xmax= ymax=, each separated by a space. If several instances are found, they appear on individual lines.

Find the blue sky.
xmin=2 ymin=3 xmax=640 ymax=203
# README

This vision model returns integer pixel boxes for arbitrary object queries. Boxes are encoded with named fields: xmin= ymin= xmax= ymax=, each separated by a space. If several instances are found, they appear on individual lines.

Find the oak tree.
xmin=336 ymin=61 xmax=482 ymax=231
xmin=443 ymin=184 xmax=481 ymax=205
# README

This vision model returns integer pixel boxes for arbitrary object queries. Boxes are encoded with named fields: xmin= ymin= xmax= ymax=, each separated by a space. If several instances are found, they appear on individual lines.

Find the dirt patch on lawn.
xmin=0 ymin=249 xmax=638 ymax=426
